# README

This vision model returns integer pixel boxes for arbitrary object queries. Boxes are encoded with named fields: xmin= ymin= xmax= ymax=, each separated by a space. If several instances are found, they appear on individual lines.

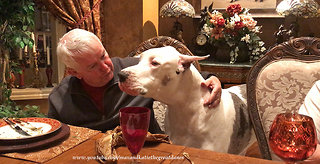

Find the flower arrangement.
xmin=200 ymin=3 xmax=266 ymax=63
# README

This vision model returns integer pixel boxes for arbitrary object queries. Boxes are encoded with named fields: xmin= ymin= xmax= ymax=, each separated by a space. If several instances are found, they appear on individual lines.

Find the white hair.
xmin=57 ymin=29 xmax=103 ymax=69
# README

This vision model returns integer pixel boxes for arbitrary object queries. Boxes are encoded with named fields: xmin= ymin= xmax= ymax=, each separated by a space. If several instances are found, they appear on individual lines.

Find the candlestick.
xmin=46 ymin=46 xmax=50 ymax=65
xmin=46 ymin=65 xmax=53 ymax=87
xmin=18 ymin=48 xmax=22 ymax=60
xmin=24 ymin=46 xmax=28 ymax=53
xmin=43 ymin=34 xmax=46 ymax=52
xmin=31 ymin=51 xmax=43 ymax=88
xmin=31 ymin=33 xmax=36 ymax=53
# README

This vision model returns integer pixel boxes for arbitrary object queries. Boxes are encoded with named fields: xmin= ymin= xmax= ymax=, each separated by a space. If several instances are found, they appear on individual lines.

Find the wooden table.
xmin=0 ymin=132 xmax=283 ymax=164
xmin=200 ymin=60 xmax=252 ymax=88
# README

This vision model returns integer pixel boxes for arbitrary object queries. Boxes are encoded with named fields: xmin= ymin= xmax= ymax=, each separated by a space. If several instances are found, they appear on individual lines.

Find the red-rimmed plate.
xmin=0 ymin=117 xmax=61 ymax=142
xmin=0 ymin=123 xmax=70 ymax=153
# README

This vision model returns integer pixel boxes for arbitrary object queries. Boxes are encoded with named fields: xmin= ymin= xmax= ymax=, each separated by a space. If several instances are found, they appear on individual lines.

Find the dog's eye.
xmin=151 ymin=61 xmax=160 ymax=66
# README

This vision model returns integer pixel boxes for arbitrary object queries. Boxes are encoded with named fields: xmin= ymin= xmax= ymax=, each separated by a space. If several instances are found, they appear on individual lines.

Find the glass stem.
xmin=131 ymin=154 xmax=139 ymax=164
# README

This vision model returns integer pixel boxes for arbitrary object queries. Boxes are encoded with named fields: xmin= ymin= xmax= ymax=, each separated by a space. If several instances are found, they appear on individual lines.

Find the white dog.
xmin=118 ymin=46 xmax=254 ymax=154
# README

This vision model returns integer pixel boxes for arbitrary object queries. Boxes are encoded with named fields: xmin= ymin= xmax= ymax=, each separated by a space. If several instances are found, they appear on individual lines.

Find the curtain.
xmin=36 ymin=0 xmax=102 ymax=39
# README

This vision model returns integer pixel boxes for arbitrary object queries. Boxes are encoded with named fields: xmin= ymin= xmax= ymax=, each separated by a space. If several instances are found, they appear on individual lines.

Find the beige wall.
xmin=103 ymin=0 xmax=159 ymax=58
xmin=102 ymin=0 xmax=320 ymax=58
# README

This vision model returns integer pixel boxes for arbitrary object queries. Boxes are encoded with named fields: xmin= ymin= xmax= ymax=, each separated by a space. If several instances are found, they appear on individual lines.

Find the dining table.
xmin=0 ymin=124 xmax=284 ymax=164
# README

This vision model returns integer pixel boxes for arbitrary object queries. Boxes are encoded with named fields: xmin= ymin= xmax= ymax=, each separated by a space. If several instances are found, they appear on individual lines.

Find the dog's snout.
xmin=118 ymin=71 xmax=129 ymax=82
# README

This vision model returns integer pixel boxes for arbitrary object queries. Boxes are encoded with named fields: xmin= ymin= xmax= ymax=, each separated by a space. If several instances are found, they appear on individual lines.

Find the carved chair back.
xmin=129 ymin=36 xmax=201 ymax=71
xmin=247 ymin=37 xmax=320 ymax=160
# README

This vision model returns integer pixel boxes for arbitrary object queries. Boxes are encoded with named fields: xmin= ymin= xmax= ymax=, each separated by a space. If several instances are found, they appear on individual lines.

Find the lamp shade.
xmin=160 ymin=0 xmax=195 ymax=18
xmin=276 ymin=0 xmax=320 ymax=18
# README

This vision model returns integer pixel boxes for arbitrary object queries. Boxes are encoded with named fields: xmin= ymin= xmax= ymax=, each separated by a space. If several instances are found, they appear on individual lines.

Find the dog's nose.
xmin=118 ymin=71 xmax=129 ymax=82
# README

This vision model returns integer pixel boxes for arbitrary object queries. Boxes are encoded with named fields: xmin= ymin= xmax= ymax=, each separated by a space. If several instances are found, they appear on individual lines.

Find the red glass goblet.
xmin=269 ymin=113 xmax=317 ymax=163
xmin=120 ymin=107 xmax=150 ymax=163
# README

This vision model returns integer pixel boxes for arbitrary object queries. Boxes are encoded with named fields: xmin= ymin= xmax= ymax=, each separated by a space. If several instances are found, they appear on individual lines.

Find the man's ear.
xmin=67 ymin=67 xmax=82 ymax=79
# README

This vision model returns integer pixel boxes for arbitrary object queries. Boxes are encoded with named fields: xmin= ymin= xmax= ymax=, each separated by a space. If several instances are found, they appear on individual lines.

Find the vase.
xmin=210 ymin=45 xmax=250 ymax=63
xmin=210 ymin=45 xmax=231 ymax=62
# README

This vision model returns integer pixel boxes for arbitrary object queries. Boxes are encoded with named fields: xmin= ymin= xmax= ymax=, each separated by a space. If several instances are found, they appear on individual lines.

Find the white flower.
xmin=261 ymin=47 xmax=266 ymax=52
xmin=241 ymin=34 xmax=250 ymax=43
xmin=253 ymin=26 xmax=262 ymax=33
xmin=232 ymin=14 xmax=241 ymax=22
xmin=202 ymin=24 xmax=212 ymax=36
xmin=259 ymin=41 xmax=264 ymax=47
xmin=225 ymin=20 xmax=234 ymax=29
xmin=242 ymin=8 xmax=250 ymax=15
xmin=226 ymin=14 xmax=241 ymax=29
xmin=211 ymin=10 xmax=221 ymax=15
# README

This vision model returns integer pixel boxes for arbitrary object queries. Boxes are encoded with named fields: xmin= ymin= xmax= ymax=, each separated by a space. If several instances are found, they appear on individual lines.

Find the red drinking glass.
xmin=269 ymin=113 xmax=317 ymax=163
xmin=120 ymin=107 xmax=150 ymax=163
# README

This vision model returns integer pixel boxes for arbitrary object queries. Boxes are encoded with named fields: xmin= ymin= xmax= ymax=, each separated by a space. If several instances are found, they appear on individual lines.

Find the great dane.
xmin=118 ymin=46 xmax=254 ymax=154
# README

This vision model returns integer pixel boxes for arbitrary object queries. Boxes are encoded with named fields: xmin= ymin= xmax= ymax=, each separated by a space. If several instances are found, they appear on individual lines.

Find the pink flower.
xmin=240 ymin=14 xmax=257 ymax=30
xmin=211 ymin=27 xmax=224 ymax=40
xmin=234 ymin=21 xmax=244 ymax=30
xmin=216 ymin=18 xmax=225 ymax=27
xmin=209 ymin=13 xmax=225 ymax=27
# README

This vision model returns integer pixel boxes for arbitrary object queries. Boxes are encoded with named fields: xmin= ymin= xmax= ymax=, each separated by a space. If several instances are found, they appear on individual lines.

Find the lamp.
xmin=275 ymin=0 xmax=320 ymax=39
xmin=160 ymin=0 xmax=195 ymax=44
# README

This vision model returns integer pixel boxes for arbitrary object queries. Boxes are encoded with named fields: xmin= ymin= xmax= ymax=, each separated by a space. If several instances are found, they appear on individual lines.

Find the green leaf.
xmin=28 ymin=5 xmax=34 ymax=12
xmin=19 ymin=41 xmax=25 ymax=48
xmin=28 ymin=40 xmax=34 ymax=47
xmin=22 ymin=25 xmax=28 ymax=31
xmin=23 ymin=37 xmax=29 ymax=44
xmin=14 ymin=36 xmax=21 ymax=43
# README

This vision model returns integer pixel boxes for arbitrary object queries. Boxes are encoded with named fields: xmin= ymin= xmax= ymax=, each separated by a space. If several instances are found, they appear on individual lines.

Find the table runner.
xmin=2 ymin=125 xmax=100 ymax=163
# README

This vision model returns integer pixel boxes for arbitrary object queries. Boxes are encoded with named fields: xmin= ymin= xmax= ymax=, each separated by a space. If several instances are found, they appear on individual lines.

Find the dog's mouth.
xmin=118 ymin=82 xmax=147 ymax=96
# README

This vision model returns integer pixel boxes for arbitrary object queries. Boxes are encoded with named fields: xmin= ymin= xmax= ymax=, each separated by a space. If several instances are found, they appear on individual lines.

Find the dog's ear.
xmin=177 ymin=54 xmax=209 ymax=73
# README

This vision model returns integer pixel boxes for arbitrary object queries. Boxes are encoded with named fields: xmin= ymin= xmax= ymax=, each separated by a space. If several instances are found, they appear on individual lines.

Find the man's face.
xmin=73 ymin=39 xmax=114 ymax=87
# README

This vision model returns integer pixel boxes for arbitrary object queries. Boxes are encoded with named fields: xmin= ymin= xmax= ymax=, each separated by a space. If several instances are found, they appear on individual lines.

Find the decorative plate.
xmin=0 ymin=123 xmax=70 ymax=153
xmin=0 ymin=117 xmax=61 ymax=141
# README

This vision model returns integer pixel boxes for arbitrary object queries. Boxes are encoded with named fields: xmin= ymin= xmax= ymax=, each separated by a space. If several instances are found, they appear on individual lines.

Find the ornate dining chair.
xmin=247 ymin=37 xmax=320 ymax=160
xmin=128 ymin=36 xmax=201 ymax=132
xmin=129 ymin=36 xmax=201 ymax=71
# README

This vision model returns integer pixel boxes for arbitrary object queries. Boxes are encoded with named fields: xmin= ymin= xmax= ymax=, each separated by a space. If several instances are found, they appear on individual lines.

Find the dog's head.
xmin=118 ymin=46 xmax=208 ymax=100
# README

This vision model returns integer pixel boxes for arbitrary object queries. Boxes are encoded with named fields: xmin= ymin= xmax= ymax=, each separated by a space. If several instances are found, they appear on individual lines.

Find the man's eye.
xmin=89 ymin=64 xmax=96 ymax=69
xmin=151 ymin=61 xmax=160 ymax=66
xmin=101 ymin=54 xmax=106 ymax=60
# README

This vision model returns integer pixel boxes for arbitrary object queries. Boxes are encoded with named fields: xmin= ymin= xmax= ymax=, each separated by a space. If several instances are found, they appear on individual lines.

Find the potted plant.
xmin=0 ymin=0 xmax=46 ymax=118
xmin=200 ymin=3 xmax=267 ymax=64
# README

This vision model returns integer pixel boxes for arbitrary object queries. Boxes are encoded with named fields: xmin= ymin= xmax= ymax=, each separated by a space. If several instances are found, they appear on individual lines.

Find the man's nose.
xmin=99 ymin=61 xmax=109 ymax=72
xmin=118 ymin=71 xmax=129 ymax=82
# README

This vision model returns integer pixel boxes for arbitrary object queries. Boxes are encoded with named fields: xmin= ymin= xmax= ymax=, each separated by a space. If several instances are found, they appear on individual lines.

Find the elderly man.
xmin=48 ymin=29 xmax=222 ymax=133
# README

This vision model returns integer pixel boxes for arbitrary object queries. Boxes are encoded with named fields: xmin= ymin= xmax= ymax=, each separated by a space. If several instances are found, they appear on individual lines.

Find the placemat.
xmin=2 ymin=125 xmax=100 ymax=163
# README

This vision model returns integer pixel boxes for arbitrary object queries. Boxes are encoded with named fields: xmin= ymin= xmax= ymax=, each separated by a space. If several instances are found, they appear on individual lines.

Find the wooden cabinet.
xmin=200 ymin=61 xmax=252 ymax=88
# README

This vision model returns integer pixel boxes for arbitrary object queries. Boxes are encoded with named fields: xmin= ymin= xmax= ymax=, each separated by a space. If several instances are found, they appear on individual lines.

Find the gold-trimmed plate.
xmin=0 ymin=117 xmax=61 ymax=141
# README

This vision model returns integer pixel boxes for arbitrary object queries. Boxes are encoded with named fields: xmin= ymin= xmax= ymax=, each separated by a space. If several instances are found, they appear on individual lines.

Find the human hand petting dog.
xmin=201 ymin=76 xmax=222 ymax=108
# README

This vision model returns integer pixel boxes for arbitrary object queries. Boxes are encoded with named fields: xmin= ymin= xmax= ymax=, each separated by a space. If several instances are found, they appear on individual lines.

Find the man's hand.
xmin=201 ymin=76 xmax=222 ymax=108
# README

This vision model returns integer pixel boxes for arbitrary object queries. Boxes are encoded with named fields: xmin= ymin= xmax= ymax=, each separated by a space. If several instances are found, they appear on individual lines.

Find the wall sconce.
xmin=160 ymin=0 xmax=195 ymax=44
xmin=276 ymin=0 xmax=320 ymax=38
